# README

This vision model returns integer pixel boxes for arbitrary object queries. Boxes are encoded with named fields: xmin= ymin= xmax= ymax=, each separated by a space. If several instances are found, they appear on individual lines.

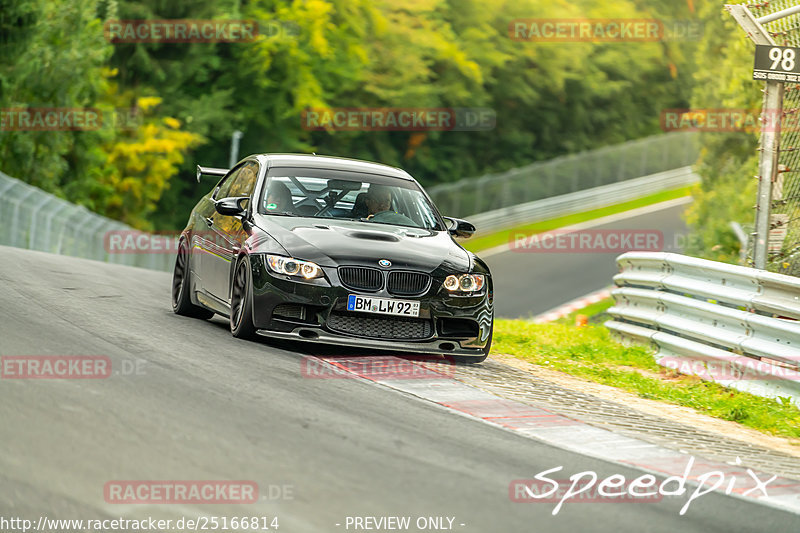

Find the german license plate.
xmin=347 ymin=294 xmax=420 ymax=317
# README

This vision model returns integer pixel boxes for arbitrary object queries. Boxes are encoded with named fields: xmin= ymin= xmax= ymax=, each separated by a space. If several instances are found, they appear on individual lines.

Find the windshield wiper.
xmin=267 ymin=211 xmax=300 ymax=217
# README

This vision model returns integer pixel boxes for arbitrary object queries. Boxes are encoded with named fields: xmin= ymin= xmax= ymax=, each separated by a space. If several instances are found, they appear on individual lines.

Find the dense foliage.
xmin=682 ymin=1 xmax=762 ymax=264
xmin=1 ymin=0 xmax=698 ymax=230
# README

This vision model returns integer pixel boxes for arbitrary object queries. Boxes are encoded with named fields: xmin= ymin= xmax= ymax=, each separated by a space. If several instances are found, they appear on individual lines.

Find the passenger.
xmin=351 ymin=192 xmax=369 ymax=218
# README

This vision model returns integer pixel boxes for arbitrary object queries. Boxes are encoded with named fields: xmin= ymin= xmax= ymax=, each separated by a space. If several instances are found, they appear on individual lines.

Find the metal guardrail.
xmin=2 ymin=165 xmax=696 ymax=267
xmin=428 ymin=131 xmax=699 ymax=219
xmin=1 ymin=133 xmax=699 ymax=273
xmin=469 ymin=166 xmax=699 ymax=235
xmin=0 ymin=170 xmax=174 ymax=271
xmin=606 ymin=252 xmax=800 ymax=406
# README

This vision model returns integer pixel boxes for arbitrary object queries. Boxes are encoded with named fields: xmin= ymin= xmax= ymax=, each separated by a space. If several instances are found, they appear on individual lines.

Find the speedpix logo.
xmin=510 ymin=457 xmax=777 ymax=515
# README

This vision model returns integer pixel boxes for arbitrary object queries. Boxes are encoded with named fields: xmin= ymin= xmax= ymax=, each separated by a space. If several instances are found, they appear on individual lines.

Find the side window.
xmin=228 ymin=161 xmax=259 ymax=202
xmin=213 ymin=166 xmax=242 ymax=200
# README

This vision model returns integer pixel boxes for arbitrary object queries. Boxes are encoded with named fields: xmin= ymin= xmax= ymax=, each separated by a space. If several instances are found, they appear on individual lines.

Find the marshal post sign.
xmin=753 ymin=44 xmax=800 ymax=81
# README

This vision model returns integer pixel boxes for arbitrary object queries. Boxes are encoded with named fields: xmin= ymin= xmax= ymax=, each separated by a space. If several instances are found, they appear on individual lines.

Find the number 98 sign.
xmin=754 ymin=44 xmax=800 ymax=81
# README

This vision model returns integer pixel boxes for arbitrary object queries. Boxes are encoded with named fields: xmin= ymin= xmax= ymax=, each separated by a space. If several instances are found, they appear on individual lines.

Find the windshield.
xmin=258 ymin=168 xmax=443 ymax=231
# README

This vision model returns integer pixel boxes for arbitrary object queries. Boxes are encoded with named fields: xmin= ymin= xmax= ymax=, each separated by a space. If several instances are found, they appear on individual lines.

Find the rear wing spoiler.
xmin=196 ymin=165 xmax=229 ymax=183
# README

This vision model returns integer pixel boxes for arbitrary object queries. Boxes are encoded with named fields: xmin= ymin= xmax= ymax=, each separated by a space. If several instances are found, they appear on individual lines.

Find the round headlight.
xmin=284 ymin=260 xmax=300 ymax=275
xmin=301 ymin=263 xmax=317 ymax=278
xmin=459 ymin=275 xmax=475 ymax=291
xmin=443 ymin=275 xmax=459 ymax=291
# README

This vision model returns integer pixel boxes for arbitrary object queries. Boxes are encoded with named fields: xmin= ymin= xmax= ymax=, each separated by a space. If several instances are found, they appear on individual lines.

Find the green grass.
xmin=493 ymin=319 xmax=800 ymax=440
xmin=554 ymin=297 xmax=615 ymax=325
xmin=462 ymin=186 xmax=693 ymax=253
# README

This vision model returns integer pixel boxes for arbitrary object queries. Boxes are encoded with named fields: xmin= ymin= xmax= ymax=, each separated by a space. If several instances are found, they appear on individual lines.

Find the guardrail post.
xmin=41 ymin=202 xmax=70 ymax=253
xmin=28 ymin=195 xmax=56 ymax=250
xmin=10 ymin=187 xmax=38 ymax=248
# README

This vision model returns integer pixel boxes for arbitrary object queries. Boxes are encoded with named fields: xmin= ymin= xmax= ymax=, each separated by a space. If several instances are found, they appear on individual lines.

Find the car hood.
xmin=253 ymin=215 xmax=472 ymax=273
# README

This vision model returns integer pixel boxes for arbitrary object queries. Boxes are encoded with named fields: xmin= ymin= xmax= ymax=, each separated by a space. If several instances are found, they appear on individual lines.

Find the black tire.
xmin=230 ymin=257 xmax=257 ymax=339
xmin=448 ymin=323 xmax=492 ymax=364
xmin=172 ymin=240 xmax=214 ymax=319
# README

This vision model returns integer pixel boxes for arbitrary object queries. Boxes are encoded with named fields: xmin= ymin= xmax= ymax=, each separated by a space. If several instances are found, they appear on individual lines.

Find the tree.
xmin=683 ymin=1 xmax=762 ymax=264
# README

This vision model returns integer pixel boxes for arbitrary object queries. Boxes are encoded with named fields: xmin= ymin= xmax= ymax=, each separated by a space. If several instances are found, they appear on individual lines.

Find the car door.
xmin=194 ymin=164 xmax=242 ymax=298
xmin=205 ymin=160 xmax=260 ymax=302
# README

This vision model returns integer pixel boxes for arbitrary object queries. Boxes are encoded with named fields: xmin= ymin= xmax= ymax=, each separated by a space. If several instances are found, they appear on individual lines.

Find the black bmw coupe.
xmin=171 ymin=154 xmax=493 ymax=363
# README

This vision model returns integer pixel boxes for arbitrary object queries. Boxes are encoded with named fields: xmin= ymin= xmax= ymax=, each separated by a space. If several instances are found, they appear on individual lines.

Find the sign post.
xmin=727 ymin=5 xmax=785 ymax=269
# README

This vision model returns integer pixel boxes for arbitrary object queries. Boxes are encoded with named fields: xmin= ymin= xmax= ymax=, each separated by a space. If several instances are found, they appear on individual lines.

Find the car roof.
xmin=255 ymin=154 xmax=416 ymax=182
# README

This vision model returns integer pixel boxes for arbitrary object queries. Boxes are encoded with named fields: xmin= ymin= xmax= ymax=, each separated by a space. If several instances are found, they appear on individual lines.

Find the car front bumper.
xmin=255 ymin=327 xmax=485 ymax=356
xmin=248 ymin=255 xmax=493 ymax=355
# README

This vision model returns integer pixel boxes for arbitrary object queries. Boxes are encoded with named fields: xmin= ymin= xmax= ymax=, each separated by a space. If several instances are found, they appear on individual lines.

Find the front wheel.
xmin=230 ymin=257 xmax=257 ymax=339
xmin=172 ymin=240 xmax=214 ymax=319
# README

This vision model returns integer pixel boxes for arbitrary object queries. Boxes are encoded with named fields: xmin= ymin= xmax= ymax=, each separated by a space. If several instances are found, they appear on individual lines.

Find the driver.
xmin=365 ymin=184 xmax=415 ymax=225
xmin=265 ymin=181 xmax=294 ymax=213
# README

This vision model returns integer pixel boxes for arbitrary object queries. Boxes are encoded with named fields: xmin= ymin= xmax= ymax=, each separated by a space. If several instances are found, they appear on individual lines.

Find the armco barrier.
xmin=468 ymin=166 xmax=699 ymax=235
xmin=606 ymin=252 xmax=800 ymax=406
xmin=0 ymin=170 xmax=173 ymax=271
xmin=2 ymin=164 xmax=697 ymax=270
xmin=428 ymin=131 xmax=699 ymax=220
xmin=1 ymin=136 xmax=699 ymax=273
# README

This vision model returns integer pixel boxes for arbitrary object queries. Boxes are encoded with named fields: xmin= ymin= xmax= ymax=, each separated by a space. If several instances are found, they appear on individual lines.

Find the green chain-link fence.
xmin=753 ymin=1 xmax=800 ymax=275
xmin=426 ymin=132 xmax=698 ymax=219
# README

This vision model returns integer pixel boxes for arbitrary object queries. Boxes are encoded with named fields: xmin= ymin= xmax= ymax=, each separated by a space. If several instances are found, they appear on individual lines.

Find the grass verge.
xmin=462 ymin=186 xmax=693 ymax=254
xmin=554 ymin=296 xmax=615 ymax=325
xmin=493 ymin=319 xmax=800 ymax=440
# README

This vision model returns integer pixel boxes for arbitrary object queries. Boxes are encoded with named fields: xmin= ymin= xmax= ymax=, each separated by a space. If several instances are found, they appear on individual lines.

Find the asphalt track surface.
xmin=1 ymin=245 xmax=797 ymax=532
xmin=483 ymin=201 xmax=690 ymax=319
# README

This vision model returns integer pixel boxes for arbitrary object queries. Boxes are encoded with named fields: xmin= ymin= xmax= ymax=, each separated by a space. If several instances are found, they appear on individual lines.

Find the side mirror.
xmin=214 ymin=196 xmax=249 ymax=217
xmin=443 ymin=216 xmax=476 ymax=239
